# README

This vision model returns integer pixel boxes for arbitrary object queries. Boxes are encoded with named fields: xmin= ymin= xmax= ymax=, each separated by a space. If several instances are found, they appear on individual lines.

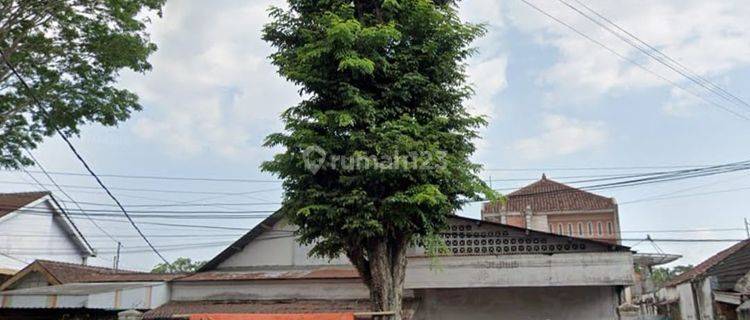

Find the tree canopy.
xmin=0 ymin=0 xmax=165 ymax=168
xmin=261 ymin=0 xmax=493 ymax=317
xmin=152 ymin=257 xmax=206 ymax=274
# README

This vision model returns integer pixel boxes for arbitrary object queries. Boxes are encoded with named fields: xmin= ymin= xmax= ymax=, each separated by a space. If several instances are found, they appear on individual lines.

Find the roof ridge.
xmin=0 ymin=191 xmax=51 ymax=197
xmin=508 ymin=178 xmax=607 ymax=199
xmin=36 ymin=259 xmax=144 ymax=274
xmin=665 ymin=239 xmax=750 ymax=287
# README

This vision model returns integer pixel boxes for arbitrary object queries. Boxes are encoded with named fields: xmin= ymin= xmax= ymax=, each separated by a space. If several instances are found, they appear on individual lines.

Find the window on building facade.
xmin=588 ymin=222 xmax=593 ymax=235
xmin=578 ymin=222 xmax=583 ymax=236
xmin=607 ymin=222 xmax=613 ymax=235
xmin=567 ymin=223 xmax=573 ymax=236
xmin=558 ymin=223 xmax=563 ymax=234
xmin=597 ymin=222 xmax=603 ymax=236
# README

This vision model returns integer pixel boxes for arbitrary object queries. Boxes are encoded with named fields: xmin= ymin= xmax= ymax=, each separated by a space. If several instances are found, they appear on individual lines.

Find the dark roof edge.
xmin=449 ymin=215 xmax=631 ymax=252
xmin=200 ymin=210 xmax=629 ymax=272
xmin=199 ymin=210 xmax=287 ymax=271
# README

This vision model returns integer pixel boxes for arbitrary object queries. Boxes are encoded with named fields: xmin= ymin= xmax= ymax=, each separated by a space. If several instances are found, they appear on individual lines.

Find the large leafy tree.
xmin=262 ymin=0 xmax=493 ymax=318
xmin=0 ymin=0 xmax=165 ymax=168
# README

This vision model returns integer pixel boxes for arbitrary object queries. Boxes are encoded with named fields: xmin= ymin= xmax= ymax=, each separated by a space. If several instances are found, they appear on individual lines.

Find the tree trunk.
xmin=347 ymin=235 xmax=409 ymax=320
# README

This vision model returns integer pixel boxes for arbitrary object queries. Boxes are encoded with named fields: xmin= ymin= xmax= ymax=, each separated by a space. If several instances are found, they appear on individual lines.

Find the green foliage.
xmin=152 ymin=257 xmax=205 ymax=274
xmin=261 ymin=0 xmax=493 ymax=262
xmin=0 ymin=0 xmax=166 ymax=168
xmin=651 ymin=265 xmax=694 ymax=287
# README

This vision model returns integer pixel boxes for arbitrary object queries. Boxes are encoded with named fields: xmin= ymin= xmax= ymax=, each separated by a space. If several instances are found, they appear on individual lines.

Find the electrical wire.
xmin=0 ymin=49 xmax=170 ymax=265
xmin=517 ymin=0 xmax=750 ymax=121
xmin=24 ymin=150 xmax=120 ymax=245
xmin=565 ymin=0 xmax=750 ymax=111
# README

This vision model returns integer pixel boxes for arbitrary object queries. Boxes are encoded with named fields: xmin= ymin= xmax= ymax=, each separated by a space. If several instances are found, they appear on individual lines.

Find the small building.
xmin=0 ymin=192 xmax=95 ymax=270
xmin=0 ymin=260 xmax=180 ymax=319
xmin=144 ymin=212 xmax=635 ymax=320
xmin=482 ymin=175 xmax=621 ymax=244
xmin=647 ymin=239 xmax=750 ymax=320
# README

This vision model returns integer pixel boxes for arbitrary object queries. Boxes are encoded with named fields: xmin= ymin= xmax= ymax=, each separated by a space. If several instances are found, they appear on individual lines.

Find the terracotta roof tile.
xmin=36 ymin=260 xmax=181 ymax=283
xmin=483 ymin=176 xmax=615 ymax=213
xmin=0 ymin=192 xmax=50 ymax=218
xmin=177 ymin=267 xmax=360 ymax=282
xmin=664 ymin=239 xmax=750 ymax=287
xmin=144 ymin=300 xmax=417 ymax=320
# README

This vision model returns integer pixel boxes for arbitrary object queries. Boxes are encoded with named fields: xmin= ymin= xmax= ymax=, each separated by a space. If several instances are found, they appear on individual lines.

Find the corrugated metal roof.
xmin=176 ymin=267 xmax=359 ymax=282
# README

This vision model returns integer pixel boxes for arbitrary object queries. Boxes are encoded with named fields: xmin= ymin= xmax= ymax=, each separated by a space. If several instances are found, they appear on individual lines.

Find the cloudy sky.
xmin=3 ymin=0 xmax=750 ymax=270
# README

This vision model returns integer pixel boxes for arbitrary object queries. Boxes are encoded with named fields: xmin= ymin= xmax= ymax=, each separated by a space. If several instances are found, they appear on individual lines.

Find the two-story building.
xmin=482 ymin=175 xmax=621 ymax=244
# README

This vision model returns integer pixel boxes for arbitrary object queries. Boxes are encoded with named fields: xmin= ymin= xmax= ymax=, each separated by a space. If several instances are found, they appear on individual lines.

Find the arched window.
xmin=558 ymin=223 xmax=563 ymax=234
xmin=567 ymin=223 xmax=573 ymax=236
xmin=588 ymin=222 xmax=593 ymax=235
xmin=597 ymin=222 xmax=603 ymax=236
xmin=578 ymin=222 xmax=584 ymax=236
xmin=549 ymin=224 xmax=555 ymax=233
xmin=607 ymin=222 xmax=613 ymax=235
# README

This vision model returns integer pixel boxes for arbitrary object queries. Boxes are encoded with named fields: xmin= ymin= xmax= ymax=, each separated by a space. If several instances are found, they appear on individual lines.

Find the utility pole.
xmin=113 ymin=242 xmax=121 ymax=272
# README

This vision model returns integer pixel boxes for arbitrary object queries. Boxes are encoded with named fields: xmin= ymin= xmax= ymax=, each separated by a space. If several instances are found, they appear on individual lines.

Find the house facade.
xmin=0 ymin=192 xmax=94 ymax=270
xmin=143 ymin=212 xmax=635 ymax=320
xmin=641 ymin=239 xmax=750 ymax=320
xmin=482 ymin=175 xmax=621 ymax=244
xmin=0 ymin=260 xmax=179 ymax=320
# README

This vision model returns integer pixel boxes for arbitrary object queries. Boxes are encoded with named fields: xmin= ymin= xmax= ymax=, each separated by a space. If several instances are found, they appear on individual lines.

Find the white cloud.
xmin=513 ymin=114 xmax=608 ymax=160
xmin=504 ymin=0 xmax=750 ymax=104
xmin=466 ymin=55 xmax=509 ymax=118
xmin=120 ymin=0 xmax=297 ymax=159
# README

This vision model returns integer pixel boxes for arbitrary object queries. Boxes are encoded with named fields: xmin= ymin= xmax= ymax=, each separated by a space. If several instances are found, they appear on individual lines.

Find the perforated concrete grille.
xmin=440 ymin=222 xmax=595 ymax=256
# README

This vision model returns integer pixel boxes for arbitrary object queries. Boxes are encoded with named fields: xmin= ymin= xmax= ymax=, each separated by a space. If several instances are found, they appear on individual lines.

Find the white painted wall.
xmin=218 ymin=218 xmax=348 ymax=269
xmin=413 ymin=287 xmax=620 ymax=320
xmin=677 ymin=282 xmax=697 ymax=320
xmin=0 ymin=199 xmax=86 ymax=270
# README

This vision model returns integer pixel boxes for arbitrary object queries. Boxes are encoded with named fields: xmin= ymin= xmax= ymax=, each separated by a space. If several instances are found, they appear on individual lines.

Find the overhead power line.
xmin=25 ymin=150 xmax=120 ymax=245
xmin=478 ymin=159 xmax=750 ymax=201
xmin=0 ymin=179 xmax=282 ymax=196
xmin=517 ymin=0 xmax=750 ymax=121
xmin=0 ymin=49 xmax=169 ymax=266
xmin=13 ymin=169 xmax=280 ymax=183
xmin=563 ymin=0 xmax=750 ymax=111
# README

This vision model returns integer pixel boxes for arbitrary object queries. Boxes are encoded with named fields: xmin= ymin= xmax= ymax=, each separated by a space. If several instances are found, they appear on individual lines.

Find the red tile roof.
xmin=0 ymin=192 xmax=50 ymax=218
xmin=664 ymin=239 xmax=750 ymax=287
xmin=177 ymin=267 xmax=360 ymax=282
xmin=144 ymin=300 xmax=416 ymax=320
xmin=483 ymin=175 xmax=615 ymax=213
xmin=1 ymin=260 xmax=182 ymax=290
xmin=35 ymin=260 xmax=183 ymax=283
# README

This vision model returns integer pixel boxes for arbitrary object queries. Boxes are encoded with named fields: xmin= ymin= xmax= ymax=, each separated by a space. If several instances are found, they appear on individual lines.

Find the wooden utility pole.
xmin=113 ymin=242 xmax=122 ymax=271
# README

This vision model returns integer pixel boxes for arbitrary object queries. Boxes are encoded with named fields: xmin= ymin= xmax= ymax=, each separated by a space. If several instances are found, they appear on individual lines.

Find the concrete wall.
xmin=218 ymin=219 xmax=348 ymax=269
xmin=413 ymin=286 xmax=620 ymax=320
xmin=171 ymin=279 xmax=370 ymax=301
xmin=0 ymin=200 xmax=85 ymax=270
xmin=406 ymin=252 xmax=634 ymax=289
xmin=678 ymin=282 xmax=697 ymax=320
xmin=675 ymin=278 xmax=718 ymax=320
